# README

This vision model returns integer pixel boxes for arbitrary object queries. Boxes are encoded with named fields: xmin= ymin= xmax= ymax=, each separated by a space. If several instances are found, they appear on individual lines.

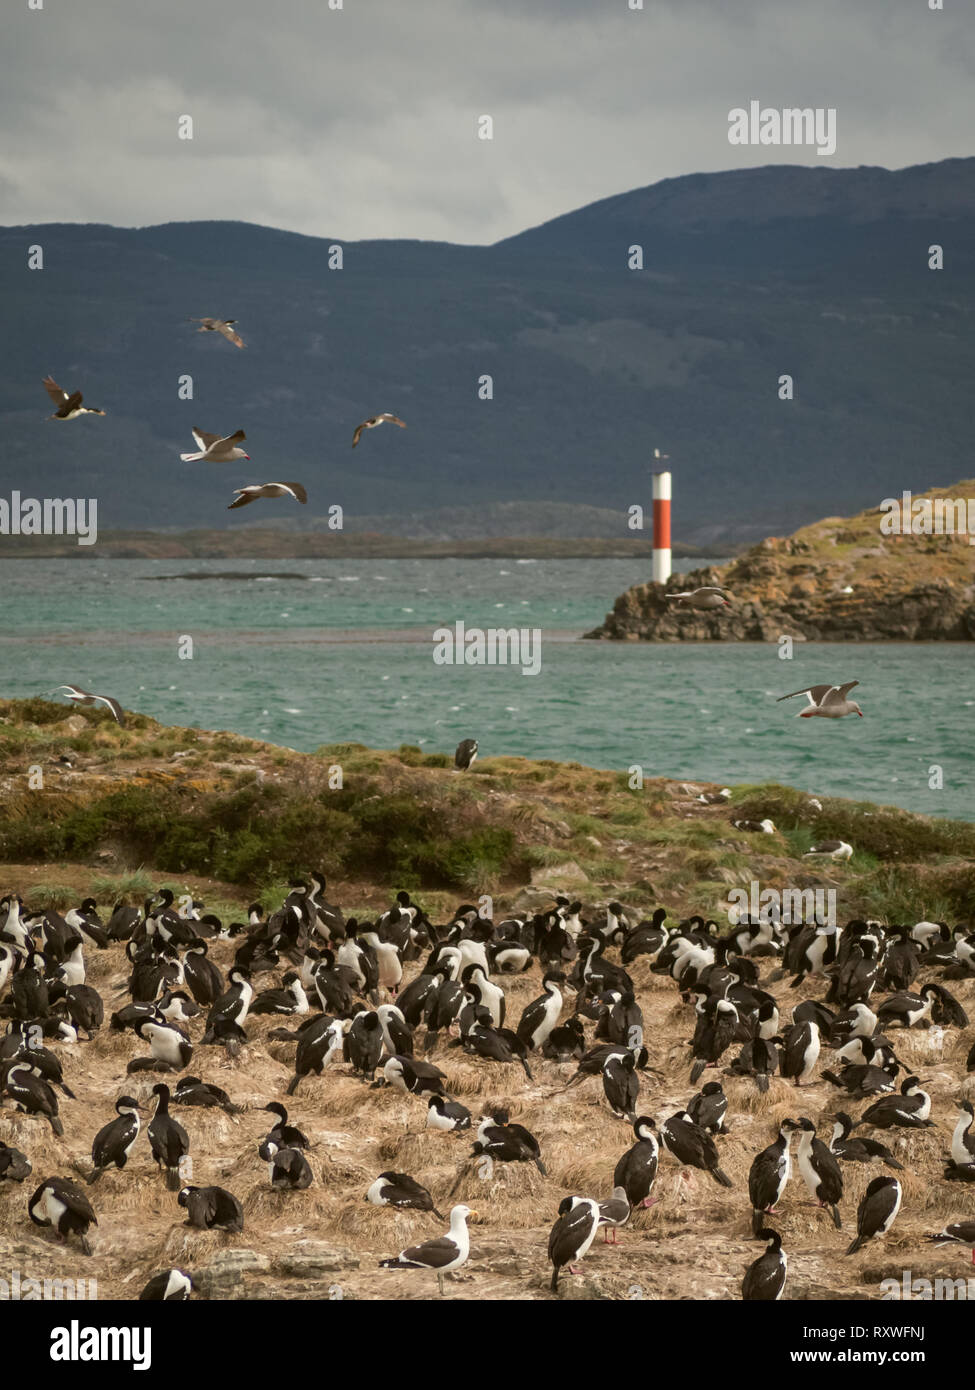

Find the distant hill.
xmin=3 ymin=158 xmax=974 ymax=544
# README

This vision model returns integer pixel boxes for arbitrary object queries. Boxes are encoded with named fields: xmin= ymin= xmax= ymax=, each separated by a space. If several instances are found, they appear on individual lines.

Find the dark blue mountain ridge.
xmin=2 ymin=157 xmax=973 ymax=542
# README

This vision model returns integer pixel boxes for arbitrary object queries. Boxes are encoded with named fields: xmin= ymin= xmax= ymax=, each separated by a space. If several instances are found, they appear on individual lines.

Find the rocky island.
xmin=586 ymin=482 xmax=975 ymax=642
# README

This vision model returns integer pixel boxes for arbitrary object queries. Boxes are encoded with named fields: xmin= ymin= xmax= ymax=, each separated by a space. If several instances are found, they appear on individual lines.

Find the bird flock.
xmin=1 ymin=870 xmax=973 ymax=1301
xmin=41 ymin=319 xmax=407 ymax=514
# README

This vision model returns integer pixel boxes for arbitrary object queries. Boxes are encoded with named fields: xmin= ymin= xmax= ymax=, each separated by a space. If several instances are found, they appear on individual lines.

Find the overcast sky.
xmin=3 ymin=0 xmax=972 ymax=244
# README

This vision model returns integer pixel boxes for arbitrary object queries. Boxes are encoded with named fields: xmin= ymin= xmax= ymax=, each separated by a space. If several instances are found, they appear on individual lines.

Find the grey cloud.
xmin=1 ymin=0 xmax=971 ymax=241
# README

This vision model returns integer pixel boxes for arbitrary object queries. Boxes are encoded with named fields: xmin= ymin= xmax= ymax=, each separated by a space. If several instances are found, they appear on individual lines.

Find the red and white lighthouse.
xmin=652 ymin=470 xmax=672 ymax=584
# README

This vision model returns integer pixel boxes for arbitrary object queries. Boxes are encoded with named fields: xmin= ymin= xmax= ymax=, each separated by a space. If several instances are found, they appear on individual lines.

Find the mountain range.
xmin=3 ymin=157 xmax=974 ymax=544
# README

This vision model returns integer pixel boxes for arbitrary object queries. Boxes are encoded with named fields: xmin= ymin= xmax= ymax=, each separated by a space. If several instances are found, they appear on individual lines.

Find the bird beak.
xmin=243 ymin=454 xmax=251 ymax=460
xmin=856 ymin=710 xmax=863 ymax=717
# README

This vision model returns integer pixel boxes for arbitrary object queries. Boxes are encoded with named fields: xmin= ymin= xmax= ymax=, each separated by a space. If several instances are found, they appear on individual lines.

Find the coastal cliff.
xmin=586 ymin=482 xmax=975 ymax=642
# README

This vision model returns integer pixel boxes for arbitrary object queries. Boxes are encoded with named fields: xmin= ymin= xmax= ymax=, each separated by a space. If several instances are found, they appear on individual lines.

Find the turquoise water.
xmin=1 ymin=557 xmax=972 ymax=820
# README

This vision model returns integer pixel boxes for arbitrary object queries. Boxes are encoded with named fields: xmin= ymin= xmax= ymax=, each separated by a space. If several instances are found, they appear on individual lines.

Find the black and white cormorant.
xmin=427 ymin=1095 xmax=472 ymax=1131
xmin=88 ymin=1095 xmax=141 ymax=1183
xmin=367 ymin=1171 xmax=443 ymax=1218
xmin=950 ymin=1100 xmax=975 ymax=1166
xmin=926 ymin=1220 xmax=975 ymax=1264
xmin=548 ymin=1195 xmax=599 ymax=1292
xmin=859 ymin=1075 xmax=933 ymax=1130
xmin=661 ymin=1110 xmax=733 ymax=1188
xmin=2 ymin=1061 xmax=63 ymax=1134
xmin=454 ymin=739 xmax=478 ymax=771
xmin=29 ymin=1176 xmax=97 ymax=1254
xmin=687 ymin=1080 xmax=728 ymax=1135
xmin=0 ymin=1139 xmax=32 ymax=1183
xmin=845 ymin=1175 xmax=901 ymax=1254
xmin=780 ymin=1018 xmax=821 ymax=1087
xmin=742 ymin=1227 xmax=787 ymax=1300
xmin=795 ymin=1117 xmax=843 ymax=1228
xmin=178 ymin=1185 xmax=244 ymax=1232
xmin=148 ymin=1084 xmax=190 ymax=1190
xmin=613 ymin=1116 xmax=659 ymax=1209
xmin=258 ymin=1138 xmax=313 ymax=1189
xmin=263 ymin=1102 xmax=309 ymax=1150
xmin=748 ymin=1119 xmax=797 ymax=1236
xmin=828 ymin=1112 xmax=904 ymax=1170
xmin=139 ymin=1268 xmax=194 ymax=1300
xmin=602 ymin=1050 xmax=639 ymax=1122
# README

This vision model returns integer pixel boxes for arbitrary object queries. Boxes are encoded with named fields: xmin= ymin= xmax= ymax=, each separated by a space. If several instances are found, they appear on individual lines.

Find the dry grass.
xmin=1 ymin=849 xmax=974 ymax=1299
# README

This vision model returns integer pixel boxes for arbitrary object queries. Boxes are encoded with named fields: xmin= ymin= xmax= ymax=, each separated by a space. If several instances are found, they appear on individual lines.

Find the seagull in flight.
xmin=666 ymin=587 xmax=732 ymax=610
xmin=189 ymin=318 xmax=245 ymax=348
xmin=228 ymin=482 xmax=307 ymax=510
xmin=180 ymin=428 xmax=250 ymax=463
xmin=352 ymin=413 xmax=407 ymax=448
xmin=777 ymin=682 xmax=863 ymax=719
xmin=53 ymin=685 xmax=125 ymax=726
xmin=42 ymin=376 xmax=106 ymax=420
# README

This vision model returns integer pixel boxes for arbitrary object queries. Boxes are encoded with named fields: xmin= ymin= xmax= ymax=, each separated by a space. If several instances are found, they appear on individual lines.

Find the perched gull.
xmin=352 ymin=413 xmax=407 ymax=448
xmin=777 ymin=681 xmax=863 ymax=719
xmin=53 ymin=685 xmax=125 ymax=727
xmin=653 ymin=448 xmax=669 ymax=461
xmin=228 ymin=482 xmax=307 ymax=510
xmin=180 ymin=428 xmax=249 ymax=463
xmin=378 ymin=1203 xmax=475 ymax=1296
xmin=732 ymin=818 xmax=776 ymax=835
xmin=666 ymin=587 xmax=732 ymax=610
xmin=698 ymin=788 xmax=731 ymax=804
xmin=189 ymin=318 xmax=245 ymax=348
xmin=454 ymin=738 xmax=478 ymax=771
xmin=42 ymin=376 xmax=106 ymax=420
xmin=804 ymin=840 xmax=854 ymax=861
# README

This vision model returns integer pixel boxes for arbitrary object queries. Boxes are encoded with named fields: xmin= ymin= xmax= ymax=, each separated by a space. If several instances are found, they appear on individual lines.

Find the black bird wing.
xmin=42 ymin=375 xmax=68 ymax=405
xmin=399 ymin=1236 xmax=457 ymax=1269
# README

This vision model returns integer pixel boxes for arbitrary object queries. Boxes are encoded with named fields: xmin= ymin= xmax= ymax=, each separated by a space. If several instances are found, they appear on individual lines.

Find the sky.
xmin=3 ymin=0 xmax=972 ymax=244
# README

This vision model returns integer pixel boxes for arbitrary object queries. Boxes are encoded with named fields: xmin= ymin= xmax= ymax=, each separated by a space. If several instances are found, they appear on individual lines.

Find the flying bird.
xmin=352 ymin=413 xmax=407 ymax=448
xmin=42 ymin=376 xmax=106 ymax=420
xmin=228 ymin=482 xmax=307 ymax=510
xmin=777 ymin=682 xmax=863 ymax=719
xmin=189 ymin=318 xmax=245 ymax=348
xmin=666 ymin=587 xmax=732 ymax=610
xmin=53 ymin=685 xmax=126 ymax=727
xmin=180 ymin=428 xmax=249 ymax=463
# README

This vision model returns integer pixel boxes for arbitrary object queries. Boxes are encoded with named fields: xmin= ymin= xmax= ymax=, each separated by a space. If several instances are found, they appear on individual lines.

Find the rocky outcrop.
xmin=586 ymin=486 xmax=975 ymax=642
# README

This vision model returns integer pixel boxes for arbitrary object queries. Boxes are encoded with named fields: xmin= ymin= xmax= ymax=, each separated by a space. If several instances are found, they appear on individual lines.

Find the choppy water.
xmin=1 ymin=557 xmax=972 ymax=820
